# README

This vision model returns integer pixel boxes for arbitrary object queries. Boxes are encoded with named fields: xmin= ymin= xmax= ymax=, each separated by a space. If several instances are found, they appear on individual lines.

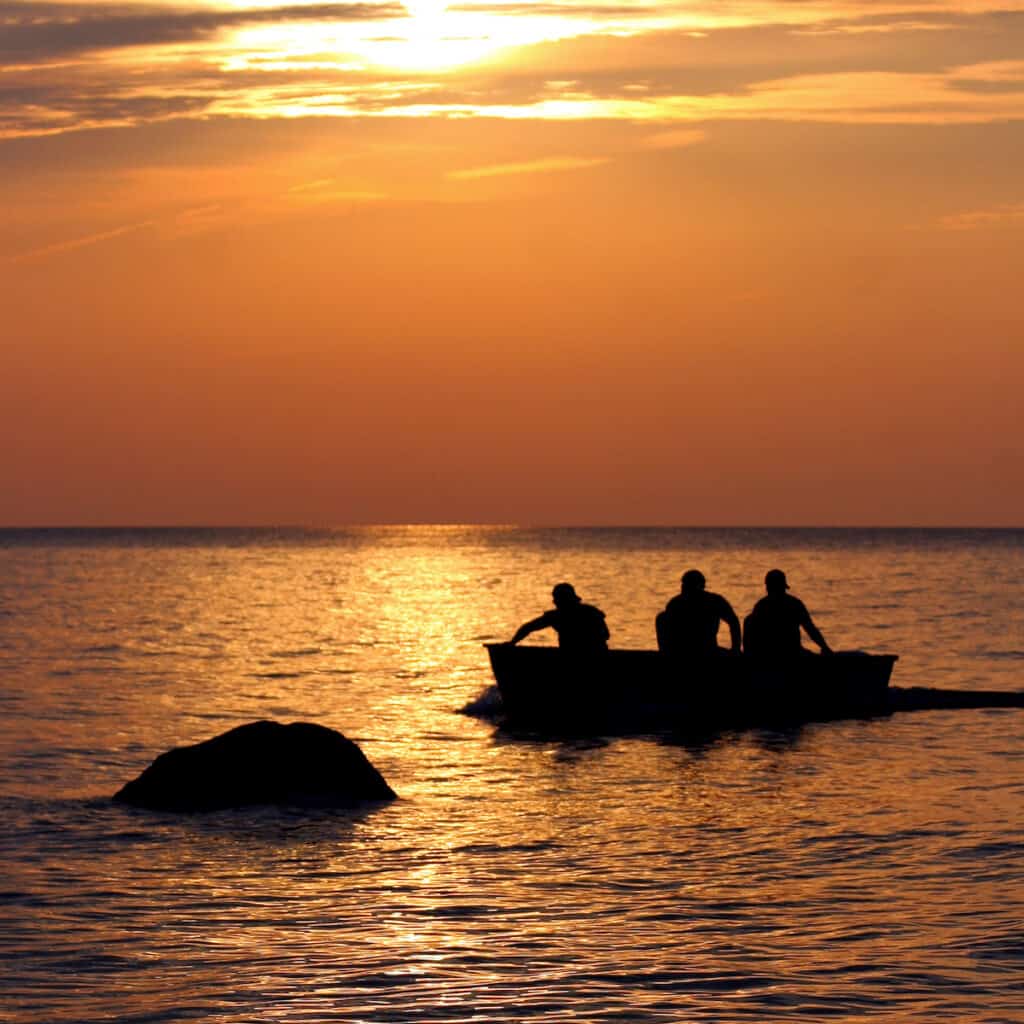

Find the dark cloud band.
xmin=0 ymin=1 xmax=406 ymax=60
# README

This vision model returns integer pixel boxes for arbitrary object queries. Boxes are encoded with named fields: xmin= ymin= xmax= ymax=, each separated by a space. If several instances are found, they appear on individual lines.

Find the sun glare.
xmin=370 ymin=1 xmax=500 ymax=70
xmin=226 ymin=2 xmax=594 ymax=77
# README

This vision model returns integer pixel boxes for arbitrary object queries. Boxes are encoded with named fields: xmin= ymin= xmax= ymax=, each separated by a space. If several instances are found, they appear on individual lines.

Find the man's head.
xmin=681 ymin=569 xmax=706 ymax=594
xmin=765 ymin=569 xmax=789 ymax=594
xmin=552 ymin=582 xmax=581 ymax=608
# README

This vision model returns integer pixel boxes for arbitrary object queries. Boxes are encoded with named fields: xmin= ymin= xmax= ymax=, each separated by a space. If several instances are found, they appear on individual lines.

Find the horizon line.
xmin=1 ymin=523 xmax=1022 ymax=531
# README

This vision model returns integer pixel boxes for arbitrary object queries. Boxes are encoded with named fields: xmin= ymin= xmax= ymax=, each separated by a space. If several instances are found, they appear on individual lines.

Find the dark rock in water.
xmin=114 ymin=720 xmax=397 ymax=811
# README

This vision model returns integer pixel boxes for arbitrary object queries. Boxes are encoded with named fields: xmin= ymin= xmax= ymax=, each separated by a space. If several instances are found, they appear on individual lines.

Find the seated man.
xmin=509 ymin=582 xmax=610 ymax=653
xmin=743 ymin=569 xmax=832 ymax=657
xmin=656 ymin=569 xmax=741 ymax=657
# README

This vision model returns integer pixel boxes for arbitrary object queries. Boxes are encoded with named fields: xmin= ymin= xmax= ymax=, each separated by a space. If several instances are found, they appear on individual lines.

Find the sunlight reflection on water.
xmin=0 ymin=528 xmax=1022 ymax=1021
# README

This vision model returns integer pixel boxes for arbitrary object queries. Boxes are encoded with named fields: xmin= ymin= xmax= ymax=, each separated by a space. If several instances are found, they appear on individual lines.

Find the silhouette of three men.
xmin=509 ymin=569 xmax=831 ymax=657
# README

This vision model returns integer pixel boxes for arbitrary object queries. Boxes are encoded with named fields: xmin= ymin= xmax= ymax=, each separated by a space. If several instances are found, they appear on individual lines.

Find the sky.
xmin=2 ymin=0 xmax=1022 ymax=525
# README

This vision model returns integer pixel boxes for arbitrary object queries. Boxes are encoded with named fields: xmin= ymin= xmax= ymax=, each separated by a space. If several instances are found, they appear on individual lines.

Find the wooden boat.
xmin=484 ymin=643 xmax=898 ymax=729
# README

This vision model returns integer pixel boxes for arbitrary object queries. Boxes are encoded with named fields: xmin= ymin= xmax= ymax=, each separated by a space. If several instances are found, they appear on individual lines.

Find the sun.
xmin=226 ymin=0 xmax=514 ymax=74
xmin=367 ymin=1 xmax=506 ymax=71
xmin=221 ymin=0 xmax=598 ymax=100
xmin=365 ymin=0 xmax=605 ymax=73
xmin=403 ymin=0 xmax=447 ymax=16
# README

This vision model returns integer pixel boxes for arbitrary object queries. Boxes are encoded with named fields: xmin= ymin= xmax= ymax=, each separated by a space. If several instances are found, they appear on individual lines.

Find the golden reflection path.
xmin=1 ymin=529 xmax=1023 ymax=1020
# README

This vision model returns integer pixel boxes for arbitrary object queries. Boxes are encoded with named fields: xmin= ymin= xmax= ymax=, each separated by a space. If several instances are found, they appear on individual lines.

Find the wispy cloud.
xmin=938 ymin=202 xmax=1024 ymax=230
xmin=10 ymin=220 xmax=155 ymax=263
xmin=447 ymin=155 xmax=608 ymax=179
xmin=446 ymin=2 xmax=661 ymax=14
xmin=284 ymin=180 xmax=388 ymax=202
xmin=948 ymin=59 xmax=1024 ymax=94
xmin=0 ymin=2 xmax=405 ymax=60
xmin=639 ymin=128 xmax=705 ymax=149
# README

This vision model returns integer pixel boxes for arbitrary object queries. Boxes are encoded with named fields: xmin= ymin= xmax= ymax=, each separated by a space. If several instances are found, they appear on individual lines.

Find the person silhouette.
xmin=508 ymin=583 xmax=610 ymax=652
xmin=743 ymin=569 xmax=832 ymax=657
xmin=656 ymin=569 xmax=741 ymax=657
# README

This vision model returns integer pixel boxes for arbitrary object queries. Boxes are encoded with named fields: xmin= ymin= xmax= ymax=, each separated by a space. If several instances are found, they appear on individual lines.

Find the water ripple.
xmin=1 ymin=528 xmax=1023 ymax=1022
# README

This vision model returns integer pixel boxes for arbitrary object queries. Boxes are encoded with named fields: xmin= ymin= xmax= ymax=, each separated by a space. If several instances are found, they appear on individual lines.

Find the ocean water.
xmin=1 ymin=526 xmax=1022 ymax=1023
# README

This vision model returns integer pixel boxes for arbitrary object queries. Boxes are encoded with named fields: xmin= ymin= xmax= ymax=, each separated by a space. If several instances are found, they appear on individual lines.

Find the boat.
xmin=484 ymin=643 xmax=898 ymax=729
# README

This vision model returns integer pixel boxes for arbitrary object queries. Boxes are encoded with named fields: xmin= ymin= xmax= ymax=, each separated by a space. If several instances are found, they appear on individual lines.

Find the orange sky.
xmin=2 ymin=0 xmax=1022 ymax=525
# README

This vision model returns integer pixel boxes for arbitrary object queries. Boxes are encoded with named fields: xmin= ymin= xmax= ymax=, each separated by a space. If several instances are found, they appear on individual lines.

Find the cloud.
xmin=2 ymin=7 xmax=1024 ymax=138
xmin=283 ymin=178 xmax=387 ymax=202
xmin=0 ymin=2 xmax=405 ymax=60
xmin=639 ymin=128 xmax=705 ymax=148
xmin=447 ymin=155 xmax=608 ymax=178
xmin=10 ymin=219 xmax=155 ymax=263
xmin=446 ymin=1 xmax=662 ymax=14
xmin=0 ymin=71 xmax=217 ymax=138
xmin=938 ymin=202 xmax=1024 ymax=230
xmin=947 ymin=59 xmax=1024 ymax=94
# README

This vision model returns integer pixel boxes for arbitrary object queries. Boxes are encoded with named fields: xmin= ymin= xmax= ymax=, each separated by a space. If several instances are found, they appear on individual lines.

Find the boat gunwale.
xmin=483 ymin=643 xmax=899 ymax=726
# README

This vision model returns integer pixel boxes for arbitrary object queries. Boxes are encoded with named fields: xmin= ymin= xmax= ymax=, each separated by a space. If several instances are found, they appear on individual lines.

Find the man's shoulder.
xmin=752 ymin=594 xmax=798 ymax=615
xmin=776 ymin=593 xmax=809 ymax=618
xmin=580 ymin=603 xmax=606 ymax=619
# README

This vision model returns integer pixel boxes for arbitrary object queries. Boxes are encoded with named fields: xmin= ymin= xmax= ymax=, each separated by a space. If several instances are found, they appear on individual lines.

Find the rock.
xmin=114 ymin=720 xmax=397 ymax=811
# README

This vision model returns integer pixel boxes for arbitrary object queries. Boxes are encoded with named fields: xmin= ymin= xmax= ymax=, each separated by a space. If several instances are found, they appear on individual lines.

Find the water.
xmin=1 ymin=527 xmax=1022 ymax=1023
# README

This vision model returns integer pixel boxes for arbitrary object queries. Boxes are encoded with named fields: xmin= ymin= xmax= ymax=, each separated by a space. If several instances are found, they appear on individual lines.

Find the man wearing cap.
xmin=509 ymin=583 xmax=610 ymax=652
xmin=743 ymin=569 xmax=832 ymax=657
xmin=656 ymin=569 xmax=741 ymax=657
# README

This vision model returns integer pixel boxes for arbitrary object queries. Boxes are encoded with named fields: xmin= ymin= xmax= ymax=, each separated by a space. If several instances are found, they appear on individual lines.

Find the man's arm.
xmin=798 ymin=602 xmax=832 ymax=653
xmin=510 ymin=614 xmax=550 ymax=645
xmin=720 ymin=598 xmax=742 ymax=652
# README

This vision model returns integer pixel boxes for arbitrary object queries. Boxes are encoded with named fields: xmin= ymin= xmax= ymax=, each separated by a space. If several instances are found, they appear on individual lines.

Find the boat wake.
xmin=888 ymin=687 xmax=1024 ymax=712
xmin=458 ymin=685 xmax=505 ymax=720
xmin=457 ymin=683 xmax=1024 ymax=730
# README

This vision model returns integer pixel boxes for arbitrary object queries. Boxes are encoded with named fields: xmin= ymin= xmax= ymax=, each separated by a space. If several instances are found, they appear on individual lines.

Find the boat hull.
xmin=485 ymin=644 xmax=898 ymax=729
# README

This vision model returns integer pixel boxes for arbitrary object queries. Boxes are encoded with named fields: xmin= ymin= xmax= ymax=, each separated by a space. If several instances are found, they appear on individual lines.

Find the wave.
xmin=458 ymin=685 xmax=504 ymax=719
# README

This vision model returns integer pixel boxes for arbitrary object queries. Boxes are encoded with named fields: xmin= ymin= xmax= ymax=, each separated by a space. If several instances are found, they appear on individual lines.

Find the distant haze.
xmin=3 ymin=2 xmax=1022 ymax=526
